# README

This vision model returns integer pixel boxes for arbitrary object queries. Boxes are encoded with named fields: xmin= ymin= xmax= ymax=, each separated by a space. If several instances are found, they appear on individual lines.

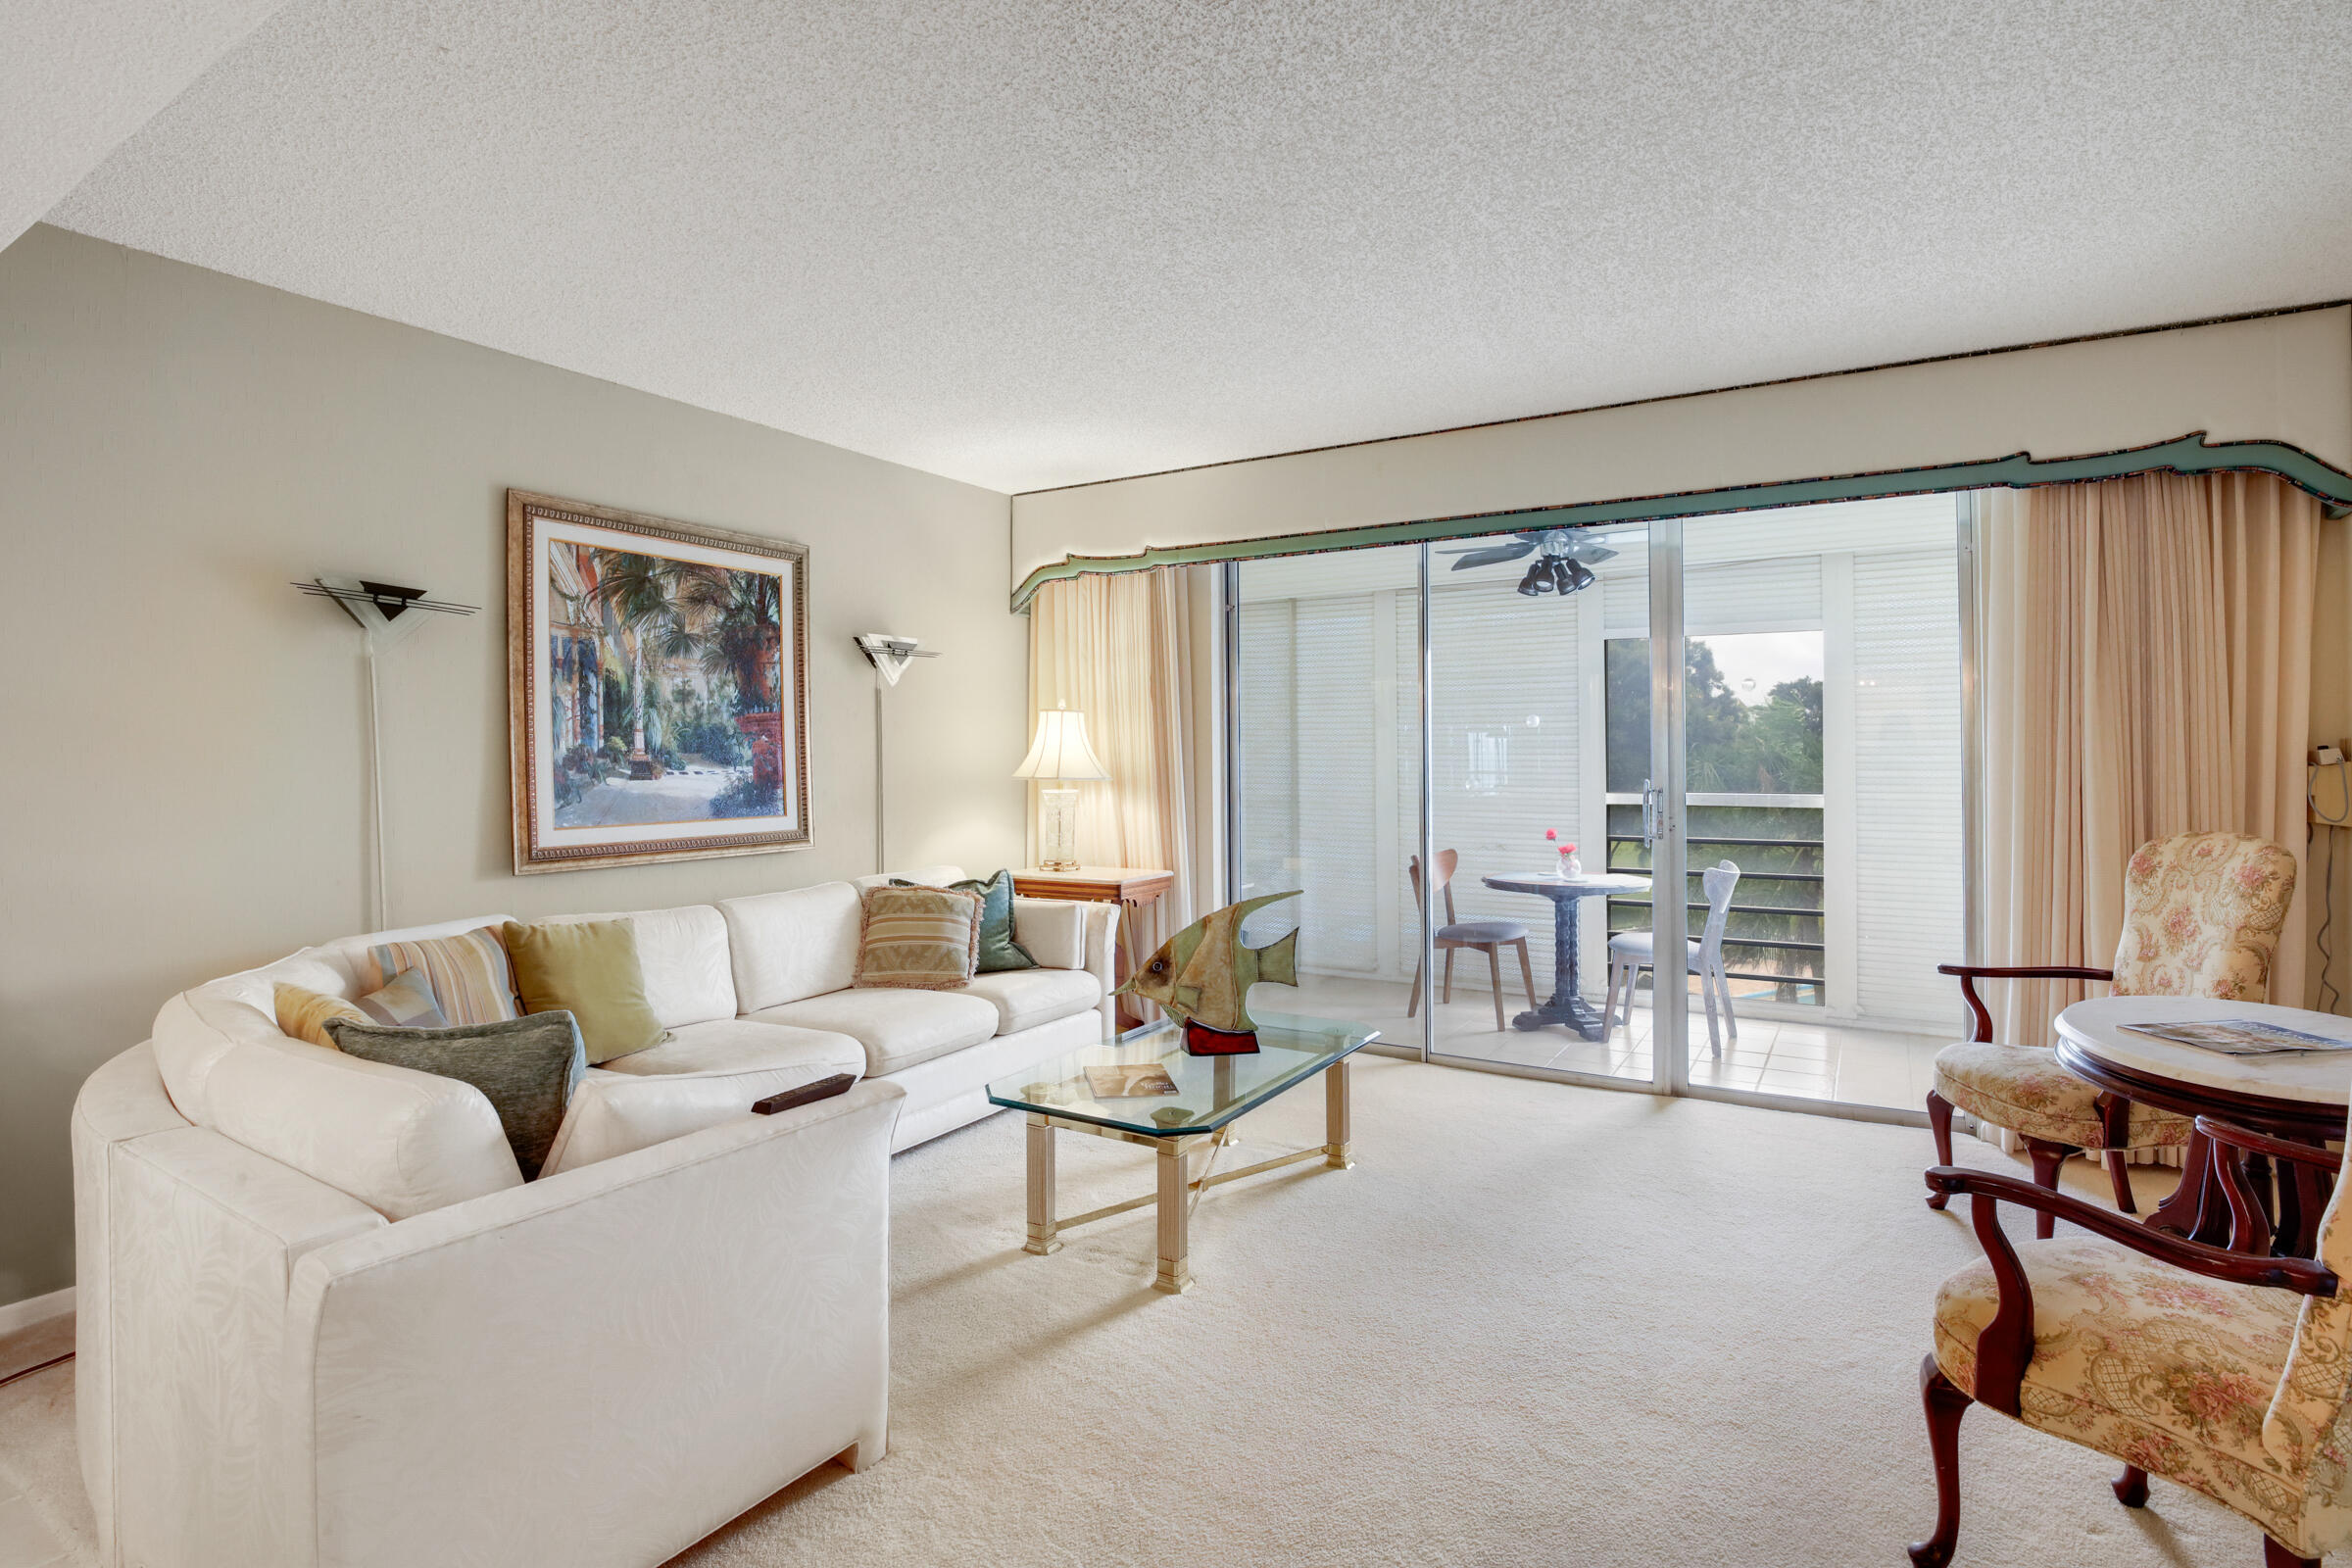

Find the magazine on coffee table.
xmin=2119 ymin=1019 xmax=2352 ymax=1056
xmin=1083 ymin=1063 xmax=1181 ymax=1099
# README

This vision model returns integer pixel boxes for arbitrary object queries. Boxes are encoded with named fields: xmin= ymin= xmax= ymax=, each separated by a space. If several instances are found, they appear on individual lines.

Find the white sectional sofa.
xmin=72 ymin=866 xmax=1116 ymax=1568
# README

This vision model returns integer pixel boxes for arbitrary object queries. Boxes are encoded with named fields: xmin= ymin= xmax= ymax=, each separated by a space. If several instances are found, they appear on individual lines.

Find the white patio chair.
xmin=1603 ymin=860 xmax=1740 ymax=1054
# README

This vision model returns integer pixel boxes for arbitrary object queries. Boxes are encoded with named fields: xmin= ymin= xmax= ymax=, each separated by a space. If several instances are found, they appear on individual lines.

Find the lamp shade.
xmin=1013 ymin=704 xmax=1109 ymax=781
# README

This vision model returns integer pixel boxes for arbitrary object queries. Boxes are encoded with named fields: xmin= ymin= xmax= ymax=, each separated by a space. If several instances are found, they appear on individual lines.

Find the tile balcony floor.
xmin=1282 ymin=971 xmax=1953 ymax=1112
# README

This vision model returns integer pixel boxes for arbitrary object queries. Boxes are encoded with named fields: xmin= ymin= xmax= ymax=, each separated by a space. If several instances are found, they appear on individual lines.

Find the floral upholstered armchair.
xmin=1911 ymin=1117 xmax=2350 ymax=1567
xmin=1927 ymin=832 xmax=2298 ymax=1234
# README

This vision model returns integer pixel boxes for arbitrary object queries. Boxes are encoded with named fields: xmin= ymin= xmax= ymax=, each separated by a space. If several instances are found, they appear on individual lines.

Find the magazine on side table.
xmin=2120 ymin=1018 xmax=2352 ymax=1056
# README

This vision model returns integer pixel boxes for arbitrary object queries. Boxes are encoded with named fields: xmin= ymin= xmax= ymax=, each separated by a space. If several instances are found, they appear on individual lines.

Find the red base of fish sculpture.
xmin=1182 ymin=1019 xmax=1261 ymax=1055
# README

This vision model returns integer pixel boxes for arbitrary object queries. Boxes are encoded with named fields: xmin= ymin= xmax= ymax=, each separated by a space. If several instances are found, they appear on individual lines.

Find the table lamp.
xmin=1014 ymin=703 xmax=1109 ymax=872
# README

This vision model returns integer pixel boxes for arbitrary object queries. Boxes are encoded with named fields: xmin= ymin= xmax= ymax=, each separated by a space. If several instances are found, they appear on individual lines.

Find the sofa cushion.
xmin=541 ymin=1018 xmax=866 ymax=1173
xmin=596 ymin=1017 xmax=864 ymax=1080
xmin=719 ymin=882 xmax=864 ymax=1011
xmin=527 ymin=904 xmax=736 ymax=1029
xmin=504 ymin=918 xmax=666 ymax=1063
xmin=328 ymin=1012 xmax=586 ymax=1180
xmin=750 ymin=989 xmax=998 ymax=1076
xmin=962 ymin=969 xmax=1104 ymax=1036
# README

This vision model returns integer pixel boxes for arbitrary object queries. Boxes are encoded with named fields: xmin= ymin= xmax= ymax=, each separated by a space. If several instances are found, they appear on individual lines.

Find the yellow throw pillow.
xmin=502 ymin=919 xmax=666 ymax=1065
xmin=273 ymin=983 xmax=366 ymax=1049
xmin=854 ymin=884 xmax=981 ymax=990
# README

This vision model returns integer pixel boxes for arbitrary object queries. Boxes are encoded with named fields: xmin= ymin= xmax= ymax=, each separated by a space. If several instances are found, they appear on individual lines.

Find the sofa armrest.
xmin=1010 ymin=896 xmax=1087 ymax=969
xmin=284 ymin=1080 xmax=904 ymax=1568
xmin=77 ymin=1117 xmax=387 ymax=1568
xmin=1012 ymin=897 xmax=1122 ymax=1029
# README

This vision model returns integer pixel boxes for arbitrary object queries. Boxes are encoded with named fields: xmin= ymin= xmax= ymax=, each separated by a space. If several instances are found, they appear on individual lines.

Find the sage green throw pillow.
xmin=326 ymin=1011 xmax=585 ymax=1179
xmin=893 ymin=868 xmax=1035 ymax=973
xmin=502 ymin=919 xmax=667 ymax=1064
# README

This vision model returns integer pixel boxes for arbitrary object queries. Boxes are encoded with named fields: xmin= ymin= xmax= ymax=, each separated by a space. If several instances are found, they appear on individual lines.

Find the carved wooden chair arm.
xmin=1934 ymin=963 xmax=2115 ymax=1044
xmin=2194 ymin=1117 xmax=2341 ymax=1257
xmin=2195 ymin=1117 xmax=2342 ymax=1172
xmin=1923 ymin=1165 xmax=2336 ymax=1415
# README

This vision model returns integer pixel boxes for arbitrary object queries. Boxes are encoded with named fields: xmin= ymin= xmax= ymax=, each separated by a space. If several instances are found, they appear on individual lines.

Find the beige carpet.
xmin=1 ymin=1056 xmax=2261 ymax=1567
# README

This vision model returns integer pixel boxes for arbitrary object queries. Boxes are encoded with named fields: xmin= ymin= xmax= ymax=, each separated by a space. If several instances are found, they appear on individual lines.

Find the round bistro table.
xmin=1479 ymin=871 xmax=1652 ymax=1041
xmin=2055 ymin=996 xmax=2352 ymax=1255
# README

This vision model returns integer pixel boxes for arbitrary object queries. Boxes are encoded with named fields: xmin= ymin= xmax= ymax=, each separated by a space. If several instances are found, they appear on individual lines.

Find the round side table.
xmin=2055 ymin=996 xmax=2352 ymax=1255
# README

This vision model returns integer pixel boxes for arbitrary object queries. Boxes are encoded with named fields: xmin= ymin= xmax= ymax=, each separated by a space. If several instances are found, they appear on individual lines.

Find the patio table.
xmin=1480 ymin=871 xmax=1651 ymax=1041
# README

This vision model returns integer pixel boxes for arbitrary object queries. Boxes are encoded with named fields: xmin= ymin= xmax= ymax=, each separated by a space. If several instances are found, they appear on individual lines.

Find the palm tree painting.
xmin=513 ymin=490 xmax=807 ymax=873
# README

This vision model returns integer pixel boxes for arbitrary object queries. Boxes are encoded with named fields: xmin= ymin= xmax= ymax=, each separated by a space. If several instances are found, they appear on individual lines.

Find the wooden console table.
xmin=1011 ymin=866 xmax=1174 ymax=1028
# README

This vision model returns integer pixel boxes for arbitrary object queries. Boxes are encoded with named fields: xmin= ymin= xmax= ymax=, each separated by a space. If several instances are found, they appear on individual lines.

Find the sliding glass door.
xmin=1626 ymin=497 xmax=1969 ymax=1112
xmin=1228 ymin=545 xmax=1423 ymax=1039
xmin=1424 ymin=523 xmax=1657 ymax=1085
xmin=1226 ymin=496 xmax=1969 ymax=1120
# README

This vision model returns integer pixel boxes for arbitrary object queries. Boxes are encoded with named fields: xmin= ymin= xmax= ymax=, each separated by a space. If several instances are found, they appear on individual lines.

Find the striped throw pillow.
xmin=273 ymin=983 xmax=367 ymax=1049
xmin=853 ymin=885 xmax=981 ymax=991
xmin=359 ymin=926 xmax=521 ymax=1026
xmin=353 ymin=967 xmax=451 ymax=1029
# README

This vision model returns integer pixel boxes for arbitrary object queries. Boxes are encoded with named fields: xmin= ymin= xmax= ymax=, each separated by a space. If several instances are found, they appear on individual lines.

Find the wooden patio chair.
xmin=1408 ymin=851 xmax=1538 ymax=1033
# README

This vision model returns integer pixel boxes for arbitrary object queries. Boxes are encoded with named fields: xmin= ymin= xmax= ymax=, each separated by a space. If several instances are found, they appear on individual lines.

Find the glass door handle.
xmin=1641 ymin=781 xmax=1662 ymax=848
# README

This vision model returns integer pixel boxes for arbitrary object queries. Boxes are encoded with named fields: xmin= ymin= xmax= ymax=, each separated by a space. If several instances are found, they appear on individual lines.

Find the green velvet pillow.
xmin=502 ymin=919 xmax=667 ymax=1064
xmin=892 ymin=869 xmax=1035 ymax=972
xmin=326 ymin=1011 xmax=585 ymax=1180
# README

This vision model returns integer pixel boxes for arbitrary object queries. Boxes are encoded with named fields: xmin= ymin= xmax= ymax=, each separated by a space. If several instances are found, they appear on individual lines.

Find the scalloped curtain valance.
xmin=1009 ymin=306 xmax=2352 ymax=610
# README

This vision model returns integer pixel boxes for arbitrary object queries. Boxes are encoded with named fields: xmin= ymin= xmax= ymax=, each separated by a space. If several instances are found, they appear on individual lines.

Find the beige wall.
xmin=0 ymin=224 xmax=1024 ymax=1305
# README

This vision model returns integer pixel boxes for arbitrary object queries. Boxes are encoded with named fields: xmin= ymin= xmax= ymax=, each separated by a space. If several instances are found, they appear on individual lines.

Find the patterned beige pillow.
xmin=357 ymin=926 xmax=521 ymax=1026
xmin=273 ymin=982 xmax=366 ymax=1049
xmin=853 ymin=884 xmax=981 ymax=990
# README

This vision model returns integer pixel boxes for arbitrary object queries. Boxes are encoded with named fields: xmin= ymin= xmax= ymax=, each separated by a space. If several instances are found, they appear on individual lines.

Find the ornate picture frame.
xmin=507 ymin=489 xmax=810 ymax=873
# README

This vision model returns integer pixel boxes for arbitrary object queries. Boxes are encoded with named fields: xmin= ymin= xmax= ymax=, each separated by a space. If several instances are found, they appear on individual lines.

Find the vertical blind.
xmin=1852 ymin=548 xmax=1966 ymax=1022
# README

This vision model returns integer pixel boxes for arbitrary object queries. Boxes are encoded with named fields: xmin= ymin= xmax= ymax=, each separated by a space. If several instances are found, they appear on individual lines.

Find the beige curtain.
xmin=1980 ymin=471 xmax=2319 ymax=1053
xmin=1027 ymin=568 xmax=1205 ymax=954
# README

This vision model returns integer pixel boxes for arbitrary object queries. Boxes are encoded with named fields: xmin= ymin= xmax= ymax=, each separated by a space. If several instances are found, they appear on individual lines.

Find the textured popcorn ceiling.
xmin=2 ymin=0 xmax=290 ymax=253
xmin=47 ymin=1 xmax=2352 ymax=494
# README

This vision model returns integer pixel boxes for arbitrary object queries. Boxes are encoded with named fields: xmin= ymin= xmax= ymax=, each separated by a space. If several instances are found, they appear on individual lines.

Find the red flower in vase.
xmin=1544 ymin=829 xmax=1557 ymax=842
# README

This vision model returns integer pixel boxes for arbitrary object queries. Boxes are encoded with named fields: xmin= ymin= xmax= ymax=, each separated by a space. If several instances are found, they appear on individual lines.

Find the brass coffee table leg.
xmin=1025 ymin=1113 xmax=1061 ymax=1255
xmin=1154 ymin=1138 xmax=1192 ymax=1294
xmin=1324 ymin=1058 xmax=1354 ymax=1169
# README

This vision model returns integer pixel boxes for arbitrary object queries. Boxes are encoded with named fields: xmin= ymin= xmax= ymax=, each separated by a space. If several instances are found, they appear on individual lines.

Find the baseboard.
xmin=0 ymin=1286 xmax=74 ymax=1338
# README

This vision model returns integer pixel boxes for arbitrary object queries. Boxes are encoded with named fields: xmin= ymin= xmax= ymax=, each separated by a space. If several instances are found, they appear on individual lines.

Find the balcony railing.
xmin=1603 ymin=802 xmax=1826 ymax=1002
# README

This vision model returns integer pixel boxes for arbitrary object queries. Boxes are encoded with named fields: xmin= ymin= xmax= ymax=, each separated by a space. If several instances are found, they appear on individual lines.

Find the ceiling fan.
xmin=1437 ymin=528 xmax=1618 ymax=597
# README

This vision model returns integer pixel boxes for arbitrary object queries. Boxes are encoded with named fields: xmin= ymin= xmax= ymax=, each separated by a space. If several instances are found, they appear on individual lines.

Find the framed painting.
xmin=508 ymin=490 xmax=810 ymax=873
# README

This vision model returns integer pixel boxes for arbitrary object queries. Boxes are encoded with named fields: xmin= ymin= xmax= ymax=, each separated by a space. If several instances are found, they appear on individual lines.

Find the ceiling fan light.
xmin=1562 ymin=559 xmax=1594 ymax=593
xmin=1516 ymin=563 xmax=1548 ymax=595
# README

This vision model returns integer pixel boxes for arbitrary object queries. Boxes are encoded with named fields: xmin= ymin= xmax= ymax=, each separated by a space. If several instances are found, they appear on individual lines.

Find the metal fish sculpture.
xmin=1119 ymin=891 xmax=1302 ymax=1054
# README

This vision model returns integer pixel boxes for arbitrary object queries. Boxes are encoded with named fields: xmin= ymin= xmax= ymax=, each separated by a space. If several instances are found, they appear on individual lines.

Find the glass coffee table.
xmin=987 ymin=1011 xmax=1377 ymax=1294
